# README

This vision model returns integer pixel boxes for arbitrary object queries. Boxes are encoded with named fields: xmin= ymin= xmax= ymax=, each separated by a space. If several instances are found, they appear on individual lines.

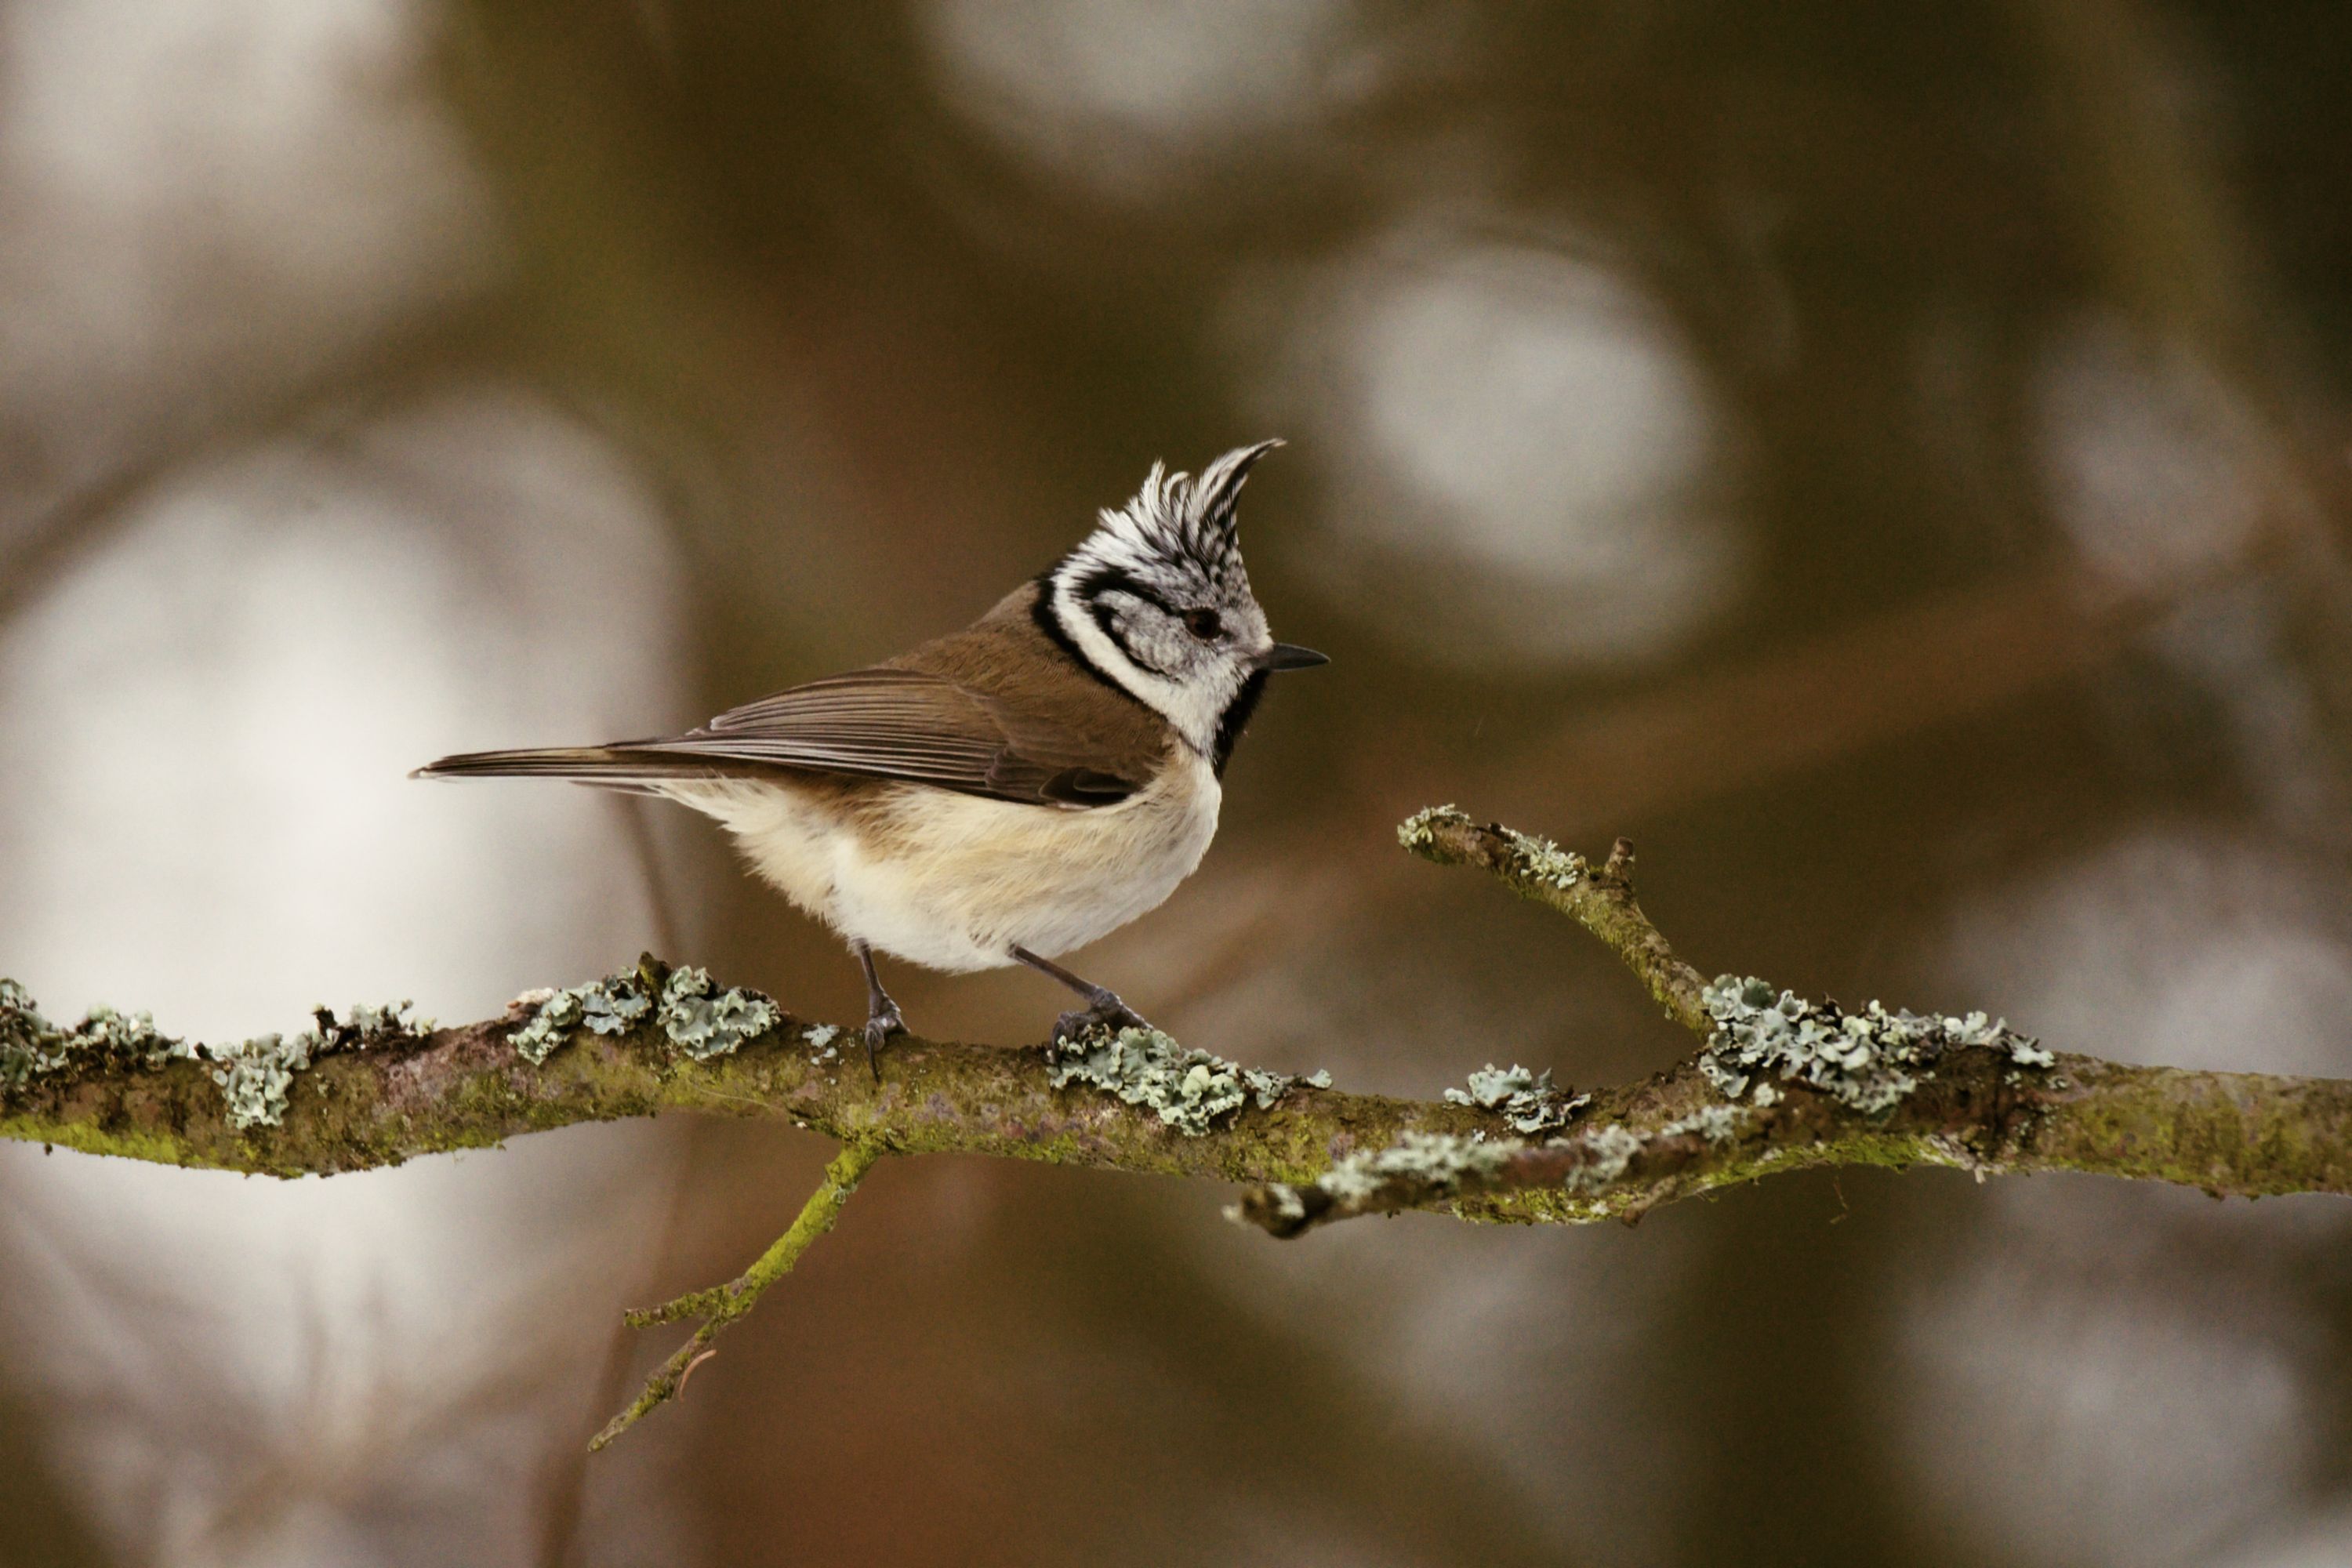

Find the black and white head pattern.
xmin=1037 ymin=440 xmax=1286 ymax=772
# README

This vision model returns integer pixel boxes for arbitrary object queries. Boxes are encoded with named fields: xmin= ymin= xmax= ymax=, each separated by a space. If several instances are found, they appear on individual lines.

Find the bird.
xmin=415 ymin=440 xmax=1326 ymax=1075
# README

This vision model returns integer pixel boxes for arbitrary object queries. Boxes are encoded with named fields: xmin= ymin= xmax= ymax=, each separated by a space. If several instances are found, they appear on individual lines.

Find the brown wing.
xmin=415 ymin=666 xmax=1143 ymax=806
xmin=416 ymin=584 xmax=1169 ymax=806
xmin=666 ymin=668 xmax=1141 ymax=804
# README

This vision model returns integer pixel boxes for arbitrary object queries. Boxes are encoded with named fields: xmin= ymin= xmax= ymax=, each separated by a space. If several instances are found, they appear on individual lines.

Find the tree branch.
xmin=1224 ymin=809 xmax=2352 ymax=1236
xmin=4 ymin=822 xmax=2352 ymax=1222
xmin=1396 ymin=808 xmax=1711 ymax=1033
xmin=6 ymin=811 xmax=2348 ymax=1298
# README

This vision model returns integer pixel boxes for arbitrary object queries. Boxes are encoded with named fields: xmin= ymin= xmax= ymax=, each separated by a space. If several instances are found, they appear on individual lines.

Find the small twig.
xmin=1398 ymin=810 xmax=1711 ymax=1036
xmin=589 ymin=1138 xmax=884 ymax=1450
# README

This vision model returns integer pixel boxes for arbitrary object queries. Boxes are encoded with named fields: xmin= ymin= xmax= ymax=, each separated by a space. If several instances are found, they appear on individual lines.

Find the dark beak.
xmin=1255 ymin=642 xmax=1330 ymax=672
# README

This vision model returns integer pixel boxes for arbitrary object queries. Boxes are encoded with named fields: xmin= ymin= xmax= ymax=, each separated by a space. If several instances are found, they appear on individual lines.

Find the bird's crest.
xmin=1088 ymin=438 xmax=1282 ymax=583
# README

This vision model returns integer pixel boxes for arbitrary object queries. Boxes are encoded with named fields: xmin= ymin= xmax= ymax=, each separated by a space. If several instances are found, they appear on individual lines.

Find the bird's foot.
xmin=863 ymin=1001 xmax=905 ymax=1082
xmin=1051 ymin=992 xmax=1153 ymax=1047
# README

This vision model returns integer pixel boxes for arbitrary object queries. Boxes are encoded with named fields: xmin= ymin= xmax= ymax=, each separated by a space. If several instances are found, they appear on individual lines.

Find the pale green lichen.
xmin=1316 ymin=1129 xmax=1527 ymax=1203
xmin=804 ymin=1024 xmax=841 ymax=1064
xmin=659 ymin=967 xmax=779 ymax=1062
xmin=1047 ymin=1026 xmax=1305 ymax=1138
xmin=1563 ymin=1123 xmax=1646 ymax=1192
xmin=207 ymin=1033 xmax=317 ymax=1130
xmin=3 ymin=979 xmax=194 ymax=1087
xmin=4 ymin=979 xmax=427 ymax=1131
xmin=1503 ymin=827 xmax=1584 ymax=892
xmin=1231 ymin=1128 xmax=1536 ymax=1225
xmin=1555 ymin=1105 xmax=1746 ymax=1202
xmin=582 ymin=985 xmax=653 ymax=1036
xmin=1658 ymin=1103 xmax=1745 ymax=1145
xmin=509 ymin=964 xmax=779 ymax=1067
xmin=1697 ymin=975 xmax=2046 ymax=1115
xmin=208 ymin=1001 xmax=433 ymax=1129
xmin=1444 ymin=1063 xmax=1591 ymax=1134
xmin=2008 ymin=1036 xmax=2056 ymax=1069
xmin=1396 ymin=806 xmax=1584 ymax=892
xmin=1396 ymin=804 xmax=1465 ymax=850
xmin=512 ymin=989 xmax=591 ymax=1065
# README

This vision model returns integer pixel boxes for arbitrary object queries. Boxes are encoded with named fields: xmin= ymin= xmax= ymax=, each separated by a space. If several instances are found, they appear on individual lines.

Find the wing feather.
xmin=416 ymin=667 xmax=1147 ymax=807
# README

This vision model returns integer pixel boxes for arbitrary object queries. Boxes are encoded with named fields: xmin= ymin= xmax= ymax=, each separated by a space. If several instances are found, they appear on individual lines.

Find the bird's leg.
xmin=854 ymin=941 xmax=904 ymax=1080
xmin=1009 ymin=945 xmax=1153 ymax=1044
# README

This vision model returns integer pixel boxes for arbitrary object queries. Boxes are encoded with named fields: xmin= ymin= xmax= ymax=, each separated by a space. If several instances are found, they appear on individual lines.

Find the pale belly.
xmin=664 ymin=756 xmax=1221 ymax=972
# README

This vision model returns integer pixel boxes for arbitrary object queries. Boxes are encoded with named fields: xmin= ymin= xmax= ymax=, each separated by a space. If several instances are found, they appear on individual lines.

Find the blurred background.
xmin=5 ymin=2 xmax=2352 ymax=1563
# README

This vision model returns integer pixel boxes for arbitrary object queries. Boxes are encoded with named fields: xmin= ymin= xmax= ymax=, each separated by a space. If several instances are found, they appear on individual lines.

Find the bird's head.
xmin=1042 ymin=439 xmax=1326 ymax=771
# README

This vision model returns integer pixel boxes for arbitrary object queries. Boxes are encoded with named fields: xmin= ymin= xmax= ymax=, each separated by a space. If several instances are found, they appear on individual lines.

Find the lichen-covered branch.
xmin=9 ymin=808 xmax=2352 ymax=1450
xmin=1230 ymin=810 xmax=2352 ymax=1236
xmin=591 ymin=1138 xmax=882 ymax=1450
xmin=1397 ymin=808 xmax=1710 ymax=1033
xmin=5 ymin=813 xmax=2349 ymax=1252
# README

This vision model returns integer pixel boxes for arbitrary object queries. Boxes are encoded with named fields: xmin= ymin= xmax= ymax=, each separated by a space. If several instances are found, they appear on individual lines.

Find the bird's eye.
xmin=1182 ymin=608 xmax=1223 ymax=640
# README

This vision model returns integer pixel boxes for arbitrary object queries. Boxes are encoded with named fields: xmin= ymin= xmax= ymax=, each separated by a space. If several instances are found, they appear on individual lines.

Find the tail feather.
xmin=411 ymin=745 xmax=723 ymax=787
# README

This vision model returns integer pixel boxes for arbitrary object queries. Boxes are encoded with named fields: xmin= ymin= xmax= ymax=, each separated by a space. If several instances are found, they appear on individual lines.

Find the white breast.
xmin=664 ymin=754 xmax=1221 ymax=973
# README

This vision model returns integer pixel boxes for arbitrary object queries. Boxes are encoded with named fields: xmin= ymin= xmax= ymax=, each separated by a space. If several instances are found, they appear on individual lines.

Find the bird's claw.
xmin=864 ymin=1004 xmax=905 ymax=1082
xmin=1051 ymin=994 xmax=1152 ymax=1047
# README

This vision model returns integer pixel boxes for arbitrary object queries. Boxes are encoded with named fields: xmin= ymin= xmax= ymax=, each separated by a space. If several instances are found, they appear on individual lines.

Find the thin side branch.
xmin=1398 ymin=810 xmax=1709 ymax=1033
xmin=590 ymin=1138 xmax=882 ymax=1450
